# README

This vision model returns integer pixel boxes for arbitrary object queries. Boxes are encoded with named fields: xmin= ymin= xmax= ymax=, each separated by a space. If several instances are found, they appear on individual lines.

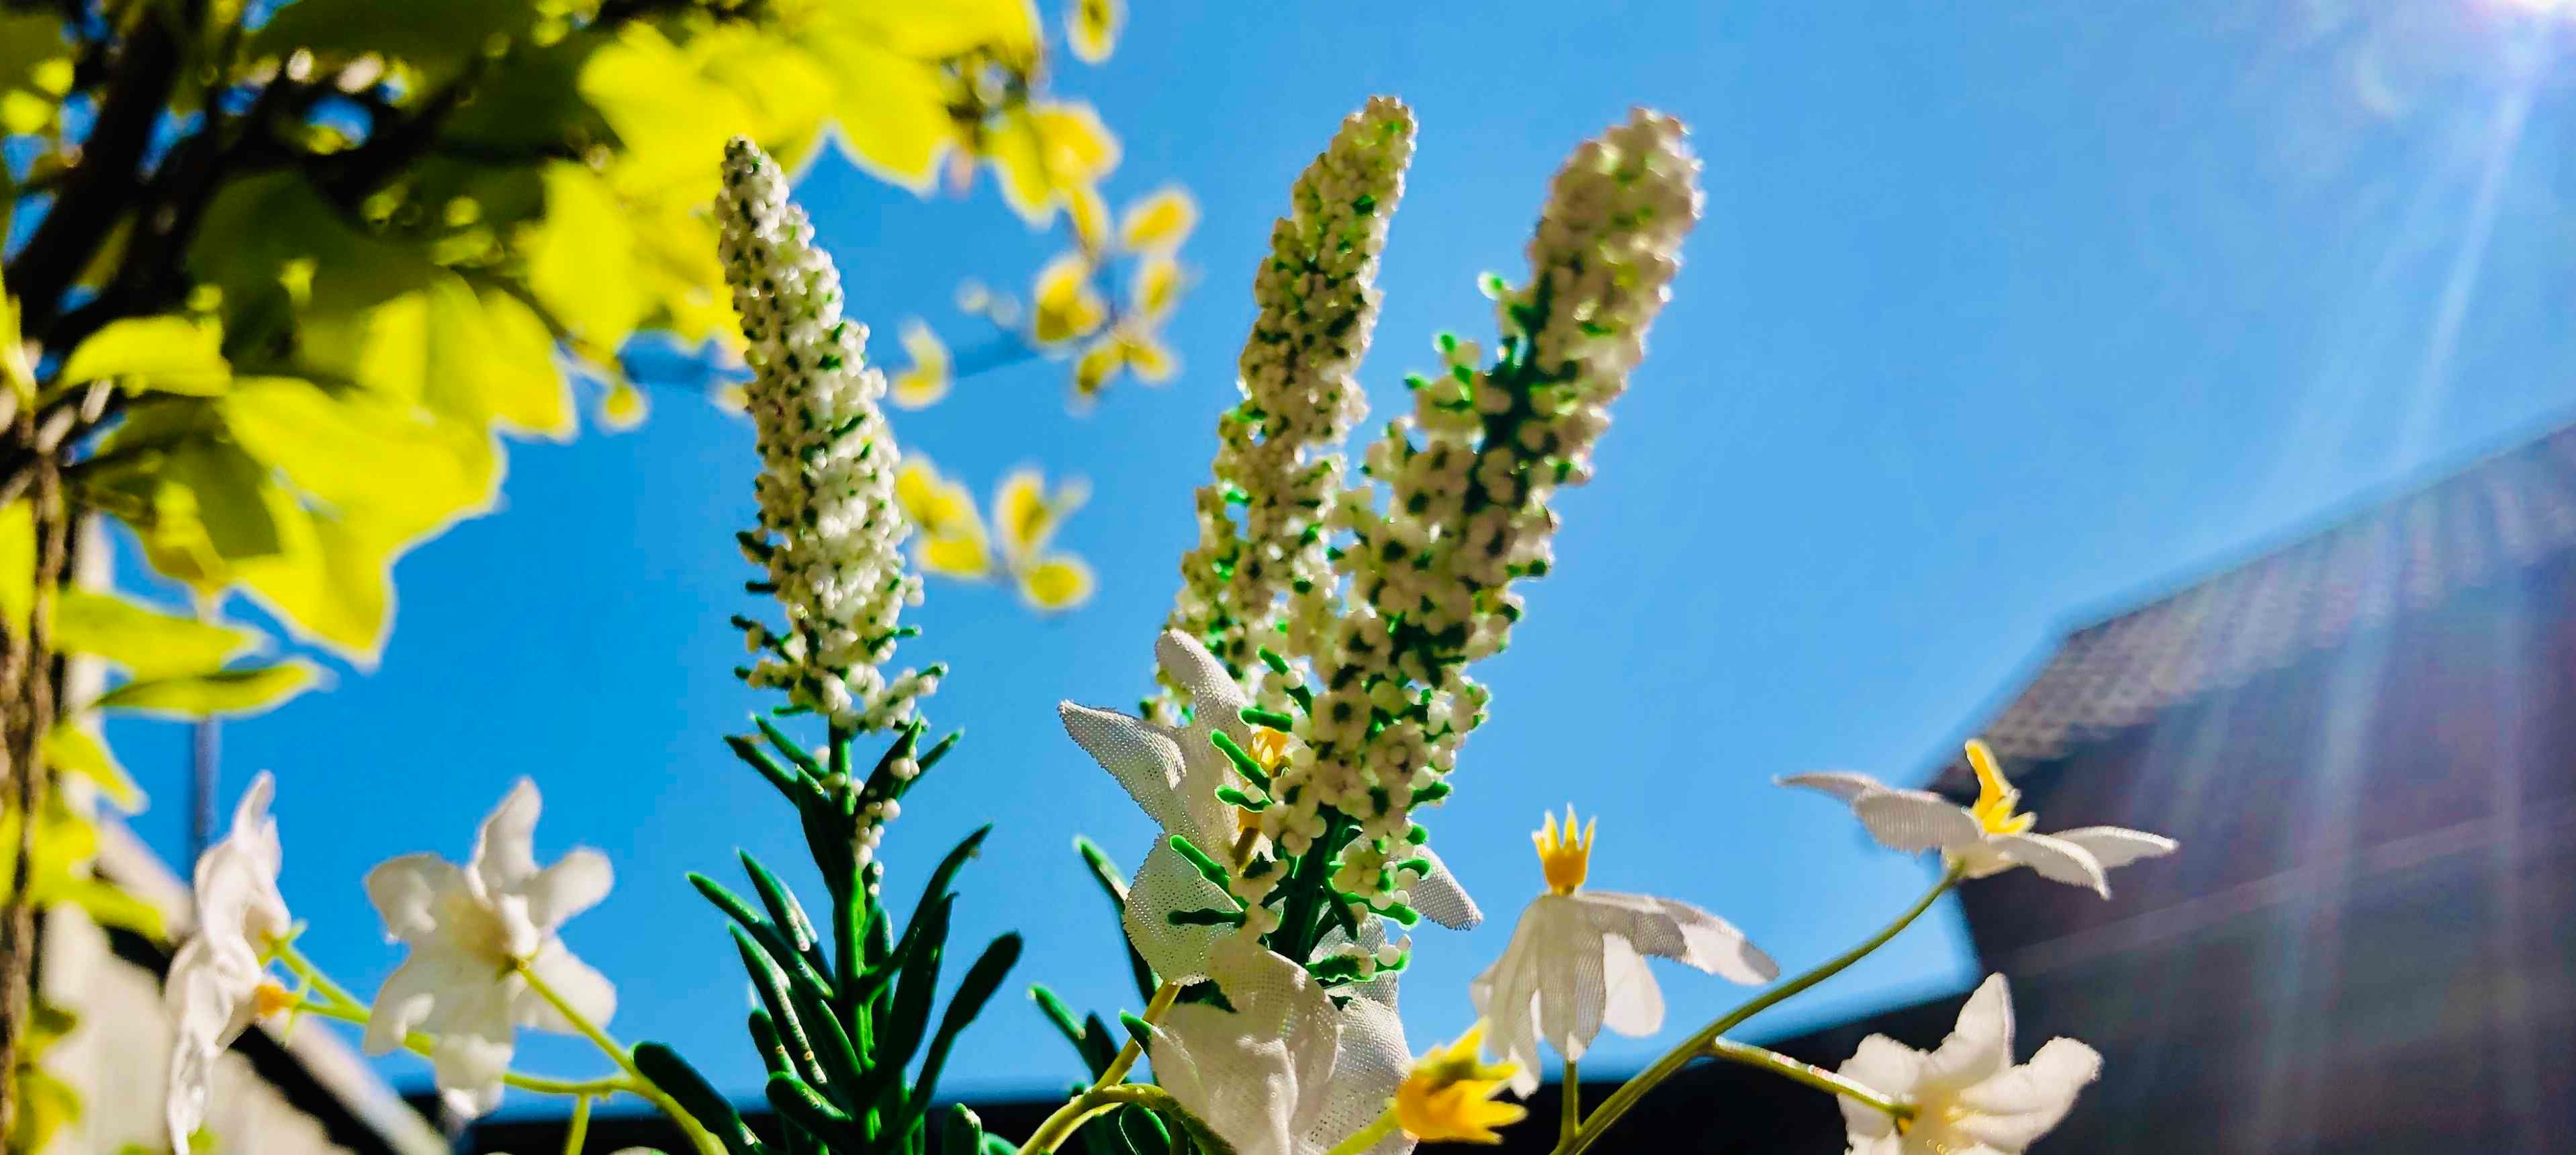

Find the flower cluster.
xmin=718 ymin=136 xmax=943 ymax=735
xmin=1157 ymin=97 xmax=1416 ymax=723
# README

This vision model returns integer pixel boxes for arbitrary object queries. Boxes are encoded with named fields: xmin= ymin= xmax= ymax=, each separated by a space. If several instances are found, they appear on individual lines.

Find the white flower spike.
xmin=1834 ymin=974 xmax=2101 ymax=1154
xmin=167 ymin=772 xmax=297 ymax=1154
xmin=1470 ymin=807 xmax=1778 ymax=1095
xmin=1782 ymin=740 xmax=2176 ymax=897
xmin=361 ymin=778 xmax=615 ymax=1118
xmin=1060 ymin=630 xmax=1476 ymax=984
xmin=1144 ymin=933 xmax=1417 ymax=1155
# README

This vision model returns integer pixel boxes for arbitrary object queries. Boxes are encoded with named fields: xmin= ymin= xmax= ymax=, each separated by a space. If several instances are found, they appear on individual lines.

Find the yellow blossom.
xmin=1066 ymin=0 xmax=1121 ymax=62
xmin=890 ymin=320 xmax=952 ymax=409
xmin=995 ymin=467 xmax=1096 ymax=611
xmin=987 ymin=101 xmax=1122 ymax=224
xmin=1118 ymin=185 xmax=1198 ymax=252
xmin=1964 ymin=739 xmax=2035 ymax=836
xmin=1073 ymin=324 xmax=1175 ymax=400
xmin=1394 ymin=1024 xmax=1529 ymax=1144
xmin=1068 ymin=183 xmax=1113 ymax=254
xmin=1532 ymin=806 xmax=1594 ymax=896
xmin=894 ymin=459 xmax=994 ymax=578
xmin=1031 ymin=253 xmax=1108 ymax=345
xmin=1133 ymin=253 xmax=1182 ymax=319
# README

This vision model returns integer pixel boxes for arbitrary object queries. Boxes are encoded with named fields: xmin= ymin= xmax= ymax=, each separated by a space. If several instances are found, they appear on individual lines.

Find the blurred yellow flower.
xmin=1133 ymin=253 xmax=1182 ymax=320
xmin=1067 ymin=184 xmax=1113 ymax=255
xmin=988 ymin=100 xmax=1122 ymax=225
xmin=1394 ymin=1024 xmax=1528 ymax=1144
xmin=1074 ymin=325 xmax=1176 ymax=400
xmin=1117 ymin=186 xmax=1197 ymax=254
xmin=890 ymin=320 xmax=953 ymax=409
xmin=1031 ymin=253 xmax=1108 ymax=345
xmin=995 ymin=467 xmax=1096 ymax=611
xmin=894 ymin=458 xmax=993 ymax=578
xmin=1066 ymin=0 xmax=1121 ymax=63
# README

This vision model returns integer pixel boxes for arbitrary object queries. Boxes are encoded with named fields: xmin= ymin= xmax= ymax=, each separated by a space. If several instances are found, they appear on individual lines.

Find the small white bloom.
xmin=167 ymin=772 xmax=296 ymax=1154
xmin=1146 ymin=933 xmax=1416 ymax=1155
xmin=1470 ymin=808 xmax=1776 ymax=1095
xmin=1835 ymin=974 xmax=2101 ymax=1154
xmin=1782 ymin=740 xmax=2176 ymax=897
xmin=362 ymin=779 xmax=614 ymax=1119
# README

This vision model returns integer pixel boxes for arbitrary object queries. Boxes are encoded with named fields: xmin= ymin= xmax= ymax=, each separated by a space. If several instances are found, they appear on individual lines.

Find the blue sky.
xmin=106 ymin=0 xmax=2576 ymax=1111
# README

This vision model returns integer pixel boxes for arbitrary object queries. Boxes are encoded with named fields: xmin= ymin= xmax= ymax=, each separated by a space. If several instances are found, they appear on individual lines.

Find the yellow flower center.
xmin=1393 ymin=1024 xmax=1530 ymax=1144
xmin=1238 ymin=728 xmax=1292 ymax=838
xmin=1532 ymin=806 xmax=1595 ymax=895
xmin=251 ymin=981 xmax=300 ymax=1020
xmin=1965 ymin=739 xmax=2035 ymax=836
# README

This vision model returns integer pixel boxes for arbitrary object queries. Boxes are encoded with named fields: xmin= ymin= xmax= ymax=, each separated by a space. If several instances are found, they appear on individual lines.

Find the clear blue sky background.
xmin=104 ymin=0 xmax=2576 ymax=1112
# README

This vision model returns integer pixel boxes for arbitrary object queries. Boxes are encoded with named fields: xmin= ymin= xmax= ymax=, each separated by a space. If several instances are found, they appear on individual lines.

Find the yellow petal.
xmin=1017 ymin=555 xmax=1095 ymax=611
xmin=985 ymin=101 xmax=1122 ymax=224
xmin=1031 ymin=253 xmax=1107 ymax=345
xmin=1121 ymin=330 xmax=1177 ymax=384
xmin=895 ymin=459 xmax=977 ymax=532
xmin=920 ymin=528 xmax=995 ymax=578
xmin=602 ymin=379 xmax=648 ymax=428
xmin=993 ymin=467 xmax=1051 ymax=557
xmin=890 ymin=320 xmax=952 ymax=409
xmin=1067 ymin=183 xmax=1111 ymax=255
xmin=1073 ymin=340 xmax=1121 ymax=399
xmin=1066 ymin=0 xmax=1121 ymax=62
xmin=1133 ymin=253 xmax=1182 ymax=319
xmin=1117 ymin=186 xmax=1197 ymax=253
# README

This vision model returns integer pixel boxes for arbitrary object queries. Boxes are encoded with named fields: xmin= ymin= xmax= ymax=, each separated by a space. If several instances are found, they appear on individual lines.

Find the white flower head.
xmin=1470 ymin=808 xmax=1777 ymax=1095
xmin=1783 ymin=740 xmax=2177 ymax=897
xmin=362 ymin=779 xmax=614 ymax=1119
xmin=1146 ymin=933 xmax=1417 ymax=1155
xmin=167 ymin=772 xmax=297 ymax=1154
xmin=1836 ymin=974 xmax=2101 ymax=1154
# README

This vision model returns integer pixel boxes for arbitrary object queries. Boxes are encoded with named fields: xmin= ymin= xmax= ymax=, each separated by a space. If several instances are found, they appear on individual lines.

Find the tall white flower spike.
xmin=1469 ymin=807 xmax=1778 ymax=1095
xmin=361 ymin=778 xmax=615 ymax=1118
xmin=1782 ymin=740 xmax=2176 ymax=897
xmin=1834 ymin=974 xmax=2101 ymax=1154
xmin=1144 ymin=933 xmax=1418 ymax=1155
xmin=167 ymin=772 xmax=296 ymax=1154
xmin=1060 ymin=630 xmax=1477 ymax=984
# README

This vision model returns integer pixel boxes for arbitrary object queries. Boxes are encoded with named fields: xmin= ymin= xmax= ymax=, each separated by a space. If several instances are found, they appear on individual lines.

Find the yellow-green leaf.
xmin=41 ymin=727 xmax=142 ymax=813
xmin=524 ymin=165 xmax=651 ymax=349
xmin=53 ymin=589 xmax=260 ymax=677
xmin=92 ymin=662 xmax=318 ymax=719
xmin=223 ymin=375 xmax=498 ymax=540
xmin=811 ymin=34 xmax=954 ymax=193
xmin=57 ymin=315 xmax=230 ymax=395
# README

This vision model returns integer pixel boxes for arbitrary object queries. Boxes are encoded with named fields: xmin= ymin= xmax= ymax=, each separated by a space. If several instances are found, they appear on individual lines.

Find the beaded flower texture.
xmin=156 ymin=97 xmax=2175 ymax=1155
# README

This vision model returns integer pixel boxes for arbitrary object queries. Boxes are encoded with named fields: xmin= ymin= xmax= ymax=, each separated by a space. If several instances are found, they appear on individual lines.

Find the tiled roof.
xmin=1970 ymin=422 xmax=2576 ymax=767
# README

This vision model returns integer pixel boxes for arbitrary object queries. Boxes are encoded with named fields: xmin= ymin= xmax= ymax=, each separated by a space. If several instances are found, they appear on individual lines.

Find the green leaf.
xmin=91 ymin=663 xmax=319 ymax=719
xmin=248 ymin=0 xmax=540 ymax=83
xmin=0 ymin=13 xmax=73 ymax=138
xmin=524 ymin=164 xmax=651 ymax=349
xmin=634 ymin=1043 xmax=767 ymax=1155
xmin=42 ymin=727 xmax=142 ymax=813
xmin=940 ymin=1105 xmax=986 ymax=1155
xmin=53 ymin=589 xmax=260 ymax=678
xmin=222 ymin=376 xmax=496 ymax=539
xmin=1029 ymin=984 xmax=1090 ymax=1066
xmin=764 ymin=1072 xmax=864 ymax=1149
xmin=911 ymin=933 xmax=1022 ymax=1110
xmin=58 ymin=315 xmax=231 ymax=395
xmin=739 ymin=852 xmax=825 ymax=972
xmin=883 ymin=894 xmax=952 ymax=1070
xmin=693 ymin=874 xmax=836 ymax=1005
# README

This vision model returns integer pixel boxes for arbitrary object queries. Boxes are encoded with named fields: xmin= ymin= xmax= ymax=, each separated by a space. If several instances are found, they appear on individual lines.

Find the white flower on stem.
xmin=1782 ymin=740 xmax=2176 ymax=897
xmin=1469 ymin=808 xmax=1776 ymax=1095
xmin=1835 ymin=974 xmax=2101 ymax=1154
xmin=167 ymin=772 xmax=297 ymax=1154
xmin=1060 ymin=630 xmax=1475 ymax=984
xmin=362 ymin=779 xmax=614 ymax=1119
xmin=1146 ymin=934 xmax=1417 ymax=1155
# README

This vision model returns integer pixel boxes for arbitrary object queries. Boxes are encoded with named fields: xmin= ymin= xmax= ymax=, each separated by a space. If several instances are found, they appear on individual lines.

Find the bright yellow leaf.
xmin=993 ymin=467 xmax=1087 ymax=563
xmin=223 ymin=377 xmax=498 ymax=541
xmin=42 ymin=727 xmax=142 ymax=813
xmin=1067 ymin=184 xmax=1111 ymax=255
xmin=1118 ymin=186 xmax=1197 ymax=253
xmin=805 ymin=32 xmax=956 ymax=193
xmin=602 ymin=379 xmax=649 ymax=428
xmin=1134 ymin=253 xmax=1181 ymax=318
xmin=890 ymin=320 xmax=953 ymax=410
xmin=526 ymin=164 xmax=653 ymax=348
xmin=1066 ymin=0 xmax=1121 ymax=62
xmin=54 ymin=589 xmax=259 ymax=677
xmin=57 ymin=314 xmax=230 ymax=395
xmin=838 ymin=0 xmax=1042 ymax=62
xmin=1017 ymin=555 xmax=1095 ymax=611
xmin=1031 ymin=253 xmax=1107 ymax=345
xmin=985 ymin=101 xmax=1121 ymax=224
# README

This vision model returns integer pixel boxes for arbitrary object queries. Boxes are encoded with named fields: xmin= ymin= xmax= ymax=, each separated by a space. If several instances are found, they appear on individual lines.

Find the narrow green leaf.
xmin=882 ymin=894 xmax=951 ymax=1070
xmin=767 ymin=1072 xmax=864 ymax=1148
xmin=1029 ymin=984 xmax=1089 ymax=1061
xmin=740 ymin=851 xmax=825 ymax=970
xmin=727 ymin=733 xmax=821 ymax=805
xmin=692 ymin=873 xmax=836 ymax=1001
xmin=1076 ymin=1013 xmax=1117 ymax=1080
xmin=634 ymin=1042 xmax=768 ymax=1155
xmin=940 ymin=1105 xmax=986 ymax=1155
xmin=92 ymin=662 xmax=318 ymax=719
xmin=732 ymin=927 xmax=829 ymax=1091
xmin=911 ymin=933 xmax=1022 ymax=1111
xmin=60 ymin=314 xmax=230 ymax=394
xmin=755 ymin=715 xmax=823 ymax=776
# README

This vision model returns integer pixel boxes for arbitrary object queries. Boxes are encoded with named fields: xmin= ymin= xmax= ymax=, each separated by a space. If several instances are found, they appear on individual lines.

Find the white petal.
xmin=364 ymin=945 xmax=486 ymax=1054
xmin=1851 ymin=790 xmax=1984 ymax=853
xmin=1776 ymin=771 xmax=1892 ymax=803
xmin=524 ymin=849 xmax=613 ymax=929
xmin=1301 ymin=997 xmax=1412 ymax=1155
xmin=1921 ymin=975 xmax=2015 ymax=1093
xmin=1403 ymin=845 xmax=1481 ymax=930
xmin=1121 ymin=841 xmax=1234 ymax=984
xmin=516 ymin=941 xmax=617 ymax=1033
xmin=1955 ymin=1037 xmax=2101 ymax=1150
xmin=1994 ymin=833 xmax=2110 ymax=898
xmin=1468 ymin=903 xmax=1549 ymax=1095
xmin=1151 ymin=1005 xmax=1297 ymax=1155
xmin=1835 ymin=1035 xmax=1923 ymax=1139
xmin=1596 ymin=932 xmax=1664 ymax=1038
xmin=1527 ymin=899 xmax=1607 ymax=1062
xmin=1059 ymin=702 xmax=1189 ymax=831
xmin=2047 ymin=827 xmax=2176 ymax=872
xmin=1575 ymin=891 xmax=1779 ymax=985
xmin=1156 ymin=630 xmax=1252 ymax=749
xmin=471 ymin=778 xmax=545 ymax=897
xmin=363 ymin=853 xmax=471 ymax=943
xmin=426 ymin=978 xmax=518 ymax=1118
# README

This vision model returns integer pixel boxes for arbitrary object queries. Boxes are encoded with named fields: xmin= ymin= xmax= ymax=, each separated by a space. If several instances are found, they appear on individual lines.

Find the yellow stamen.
xmin=1532 ymin=806 xmax=1595 ymax=895
xmin=1238 ymin=727 xmax=1291 ymax=837
xmin=251 ymin=981 xmax=299 ymax=1020
xmin=1394 ymin=1024 xmax=1529 ymax=1144
xmin=1964 ymin=739 xmax=2035 ymax=836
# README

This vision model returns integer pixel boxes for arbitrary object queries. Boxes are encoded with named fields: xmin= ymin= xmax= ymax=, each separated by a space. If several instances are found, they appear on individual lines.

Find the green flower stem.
xmin=1704 ymin=1038 xmax=1912 ymax=1120
xmin=273 ymin=941 xmax=364 ymax=1011
xmin=1559 ymin=1059 xmax=1579 ymax=1142
xmin=1020 ymin=978 xmax=1188 ymax=1154
xmin=563 ymin=1093 xmax=594 ymax=1155
xmin=289 ymin=1001 xmax=629 ymax=1097
xmin=1551 ymin=862 xmax=1964 ymax=1155
xmin=1320 ymin=1107 xmax=1400 ymax=1155
xmin=515 ymin=960 xmax=727 ymax=1155
xmin=1022 ymin=1081 xmax=1194 ymax=1155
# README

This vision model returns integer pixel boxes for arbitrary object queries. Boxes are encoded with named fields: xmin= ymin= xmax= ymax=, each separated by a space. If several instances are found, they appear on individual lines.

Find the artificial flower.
xmin=361 ymin=779 xmax=615 ymax=1118
xmin=894 ymin=457 xmax=995 ymax=579
xmin=1782 ymin=740 xmax=2176 ymax=897
xmin=1834 ymin=974 xmax=2101 ymax=1155
xmin=166 ymin=772 xmax=295 ymax=1154
xmin=1470 ymin=808 xmax=1777 ymax=1094
xmin=1147 ymin=935 xmax=1418 ymax=1155
xmin=1393 ymin=1024 xmax=1528 ymax=1144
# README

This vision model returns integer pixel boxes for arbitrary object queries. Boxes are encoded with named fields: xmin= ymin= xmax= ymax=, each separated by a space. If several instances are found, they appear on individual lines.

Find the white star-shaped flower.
xmin=1060 ymin=630 xmax=1478 ymax=982
xmin=361 ymin=778 xmax=614 ymax=1118
xmin=167 ymin=772 xmax=297 ymax=1154
xmin=1782 ymin=740 xmax=2176 ymax=897
xmin=1470 ymin=808 xmax=1777 ymax=1095
xmin=1835 ymin=974 xmax=2101 ymax=1154
xmin=1145 ymin=932 xmax=1417 ymax=1155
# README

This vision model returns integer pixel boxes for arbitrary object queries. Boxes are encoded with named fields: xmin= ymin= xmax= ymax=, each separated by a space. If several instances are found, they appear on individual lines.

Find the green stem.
xmin=1704 ymin=1038 xmax=1912 ymax=1121
xmin=1022 ymin=1083 xmax=1190 ymax=1155
xmin=1320 ymin=1108 xmax=1399 ymax=1155
xmin=1020 ymin=980 xmax=1186 ymax=1155
xmin=563 ymin=1093 xmax=594 ymax=1155
xmin=1559 ymin=1059 xmax=1579 ymax=1142
xmin=273 ymin=942 xmax=363 ymax=1011
xmin=1551 ymin=863 xmax=1962 ymax=1155
xmin=516 ymin=960 xmax=727 ymax=1155
xmin=291 ymin=1001 xmax=629 ymax=1097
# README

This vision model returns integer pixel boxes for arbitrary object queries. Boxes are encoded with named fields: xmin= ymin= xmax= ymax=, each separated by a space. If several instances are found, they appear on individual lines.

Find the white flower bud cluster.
xmin=1158 ymin=97 xmax=1416 ymax=723
xmin=1264 ymin=110 xmax=1702 ymax=907
xmin=717 ymin=137 xmax=942 ymax=735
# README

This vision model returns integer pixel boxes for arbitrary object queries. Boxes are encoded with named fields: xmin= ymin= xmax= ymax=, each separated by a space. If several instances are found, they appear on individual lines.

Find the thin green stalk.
xmin=291 ymin=1001 xmax=629 ymax=1097
xmin=1020 ymin=980 xmax=1186 ymax=1154
xmin=1559 ymin=1059 xmax=1579 ymax=1142
xmin=1021 ymin=1082 xmax=1190 ymax=1155
xmin=273 ymin=942 xmax=364 ymax=1011
xmin=518 ymin=960 xmax=728 ymax=1155
xmin=563 ymin=1093 xmax=594 ymax=1155
xmin=1704 ymin=1038 xmax=1912 ymax=1121
xmin=1552 ymin=862 xmax=1963 ymax=1155
xmin=1320 ymin=1108 xmax=1399 ymax=1155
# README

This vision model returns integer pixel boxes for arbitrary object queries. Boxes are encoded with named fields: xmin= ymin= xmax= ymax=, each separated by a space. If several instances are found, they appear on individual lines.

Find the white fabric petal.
xmin=165 ymin=935 xmax=263 ymax=1154
xmin=516 ymin=941 xmax=617 ymax=1033
xmin=1834 ymin=1035 xmax=1922 ymax=1140
xmin=1059 ymin=702 xmax=1189 ymax=831
xmin=470 ymin=778 xmax=545 ymax=897
xmin=1157 ymin=631 xmax=1258 ymax=851
xmin=1150 ymin=1006 xmax=1297 ymax=1155
xmin=1122 ymin=840 xmax=1235 ymax=984
xmin=524 ymin=849 xmax=614 ymax=930
xmin=1300 ymin=995 xmax=1414 ymax=1155
xmin=1469 ymin=898 xmax=1553 ymax=1095
xmin=1594 ymin=931 xmax=1663 ymax=1039
xmin=1851 ymin=790 xmax=1984 ymax=853
xmin=1574 ymin=891 xmax=1780 ymax=985
xmin=2047 ymin=826 xmax=2176 ymax=872
xmin=1921 ymin=974 xmax=2015 ymax=1093
xmin=1993 ymin=833 xmax=2110 ymax=897
xmin=426 ymin=976 xmax=518 ymax=1119
xmin=1401 ymin=845 xmax=1481 ymax=931
xmin=1955 ymin=1037 xmax=2101 ymax=1150
xmin=1776 ymin=771 xmax=1892 ymax=803
xmin=1520 ymin=898 xmax=1608 ymax=1064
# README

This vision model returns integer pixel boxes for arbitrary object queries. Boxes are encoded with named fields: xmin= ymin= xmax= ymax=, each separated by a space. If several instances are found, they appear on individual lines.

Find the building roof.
xmin=1970 ymin=420 xmax=2576 ymax=768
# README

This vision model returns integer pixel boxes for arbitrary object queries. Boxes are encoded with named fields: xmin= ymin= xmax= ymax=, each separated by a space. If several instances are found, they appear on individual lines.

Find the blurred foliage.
xmin=0 ymin=0 xmax=1183 ymax=1132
